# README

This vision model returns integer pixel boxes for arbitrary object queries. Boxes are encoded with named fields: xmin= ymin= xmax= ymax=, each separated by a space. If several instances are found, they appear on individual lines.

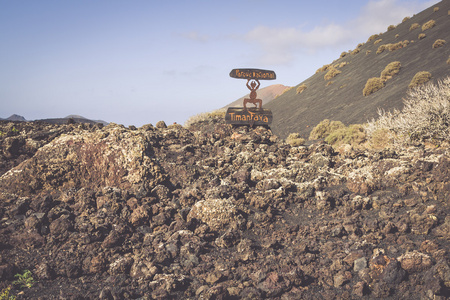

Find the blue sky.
xmin=0 ymin=0 xmax=438 ymax=126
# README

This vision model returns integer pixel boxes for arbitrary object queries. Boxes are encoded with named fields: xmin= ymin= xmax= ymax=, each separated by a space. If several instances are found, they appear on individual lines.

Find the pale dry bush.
xmin=366 ymin=77 xmax=450 ymax=144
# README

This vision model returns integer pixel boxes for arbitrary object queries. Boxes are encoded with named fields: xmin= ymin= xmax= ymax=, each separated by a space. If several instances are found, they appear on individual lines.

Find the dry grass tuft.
xmin=324 ymin=67 xmax=341 ymax=81
xmin=374 ymin=39 xmax=383 ymax=45
xmin=418 ymin=33 xmax=426 ymax=40
xmin=381 ymin=61 xmax=401 ymax=81
xmin=296 ymin=84 xmax=307 ymax=94
xmin=447 ymin=56 xmax=450 ymax=65
xmin=409 ymin=23 xmax=420 ymax=31
xmin=422 ymin=20 xmax=436 ymax=31
xmin=409 ymin=71 xmax=431 ymax=89
xmin=363 ymin=77 xmax=385 ymax=96
xmin=432 ymin=39 xmax=446 ymax=48
xmin=433 ymin=7 xmax=439 ymax=12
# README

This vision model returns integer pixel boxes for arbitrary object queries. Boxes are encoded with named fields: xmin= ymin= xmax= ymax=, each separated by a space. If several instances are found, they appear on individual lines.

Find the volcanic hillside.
xmin=266 ymin=0 xmax=450 ymax=139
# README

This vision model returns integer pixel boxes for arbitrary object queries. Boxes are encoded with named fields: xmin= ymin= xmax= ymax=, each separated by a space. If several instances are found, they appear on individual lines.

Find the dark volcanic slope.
xmin=267 ymin=0 xmax=450 ymax=139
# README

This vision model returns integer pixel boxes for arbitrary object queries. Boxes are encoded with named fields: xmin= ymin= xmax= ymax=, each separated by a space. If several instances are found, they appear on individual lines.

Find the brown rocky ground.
xmin=0 ymin=118 xmax=448 ymax=299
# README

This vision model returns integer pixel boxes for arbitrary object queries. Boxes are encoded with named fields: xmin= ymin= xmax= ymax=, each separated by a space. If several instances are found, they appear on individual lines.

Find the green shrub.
xmin=409 ymin=71 xmax=431 ymax=89
xmin=409 ymin=23 xmax=420 ymax=31
xmin=432 ymin=39 xmax=446 ymax=48
xmin=325 ymin=124 xmax=366 ymax=147
xmin=286 ymin=133 xmax=305 ymax=146
xmin=422 ymin=20 xmax=436 ymax=31
xmin=13 ymin=270 xmax=34 ymax=289
xmin=381 ymin=61 xmax=401 ymax=81
xmin=363 ymin=77 xmax=385 ymax=96
xmin=309 ymin=119 xmax=345 ymax=140
xmin=324 ymin=67 xmax=341 ymax=80
xmin=0 ymin=286 xmax=16 ymax=300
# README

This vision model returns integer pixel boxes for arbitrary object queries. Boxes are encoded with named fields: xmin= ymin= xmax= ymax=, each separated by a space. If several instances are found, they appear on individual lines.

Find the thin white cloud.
xmin=180 ymin=31 xmax=210 ymax=42
xmin=243 ymin=0 xmax=439 ymax=65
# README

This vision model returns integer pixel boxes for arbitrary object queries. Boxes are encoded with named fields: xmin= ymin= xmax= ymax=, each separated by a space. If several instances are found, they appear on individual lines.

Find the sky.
xmin=0 ymin=0 xmax=439 ymax=126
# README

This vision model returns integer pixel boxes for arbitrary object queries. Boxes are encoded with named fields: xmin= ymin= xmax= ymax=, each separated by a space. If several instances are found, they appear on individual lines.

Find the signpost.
xmin=226 ymin=68 xmax=276 ymax=127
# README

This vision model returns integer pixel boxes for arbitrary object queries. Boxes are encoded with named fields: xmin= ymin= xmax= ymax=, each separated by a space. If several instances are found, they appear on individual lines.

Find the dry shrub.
xmin=447 ymin=56 xmax=450 ymax=65
xmin=338 ymin=62 xmax=349 ymax=68
xmin=366 ymin=77 xmax=450 ymax=144
xmin=409 ymin=23 xmax=420 ymax=31
xmin=369 ymin=128 xmax=393 ymax=149
xmin=351 ymin=48 xmax=360 ymax=55
xmin=409 ymin=71 xmax=431 ymax=89
xmin=296 ymin=84 xmax=307 ymax=94
xmin=367 ymin=34 xmax=380 ymax=42
xmin=286 ymin=133 xmax=305 ymax=147
xmin=363 ymin=77 xmax=385 ymax=96
xmin=340 ymin=51 xmax=348 ymax=58
xmin=316 ymin=64 xmax=331 ymax=73
xmin=374 ymin=39 xmax=383 ymax=45
xmin=376 ymin=45 xmax=388 ymax=54
xmin=433 ymin=7 xmax=439 ymax=12
xmin=432 ymin=39 xmax=446 ymax=48
xmin=366 ymin=50 xmax=372 ymax=55
xmin=395 ymin=34 xmax=399 ymax=39
xmin=387 ymin=25 xmax=396 ymax=31
xmin=402 ymin=16 xmax=410 ymax=23
xmin=418 ymin=33 xmax=426 ymax=40
xmin=325 ymin=124 xmax=366 ymax=147
xmin=324 ymin=67 xmax=341 ymax=80
xmin=326 ymin=81 xmax=333 ymax=87
xmin=381 ymin=61 xmax=401 ymax=81
xmin=309 ymin=119 xmax=345 ymax=140
xmin=422 ymin=20 xmax=436 ymax=31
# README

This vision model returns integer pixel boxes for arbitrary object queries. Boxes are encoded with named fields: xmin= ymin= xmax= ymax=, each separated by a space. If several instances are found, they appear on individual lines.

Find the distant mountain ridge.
xmin=0 ymin=114 xmax=107 ymax=125
xmin=265 ymin=0 xmax=450 ymax=139
xmin=223 ymin=84 xmax=291 ymax=109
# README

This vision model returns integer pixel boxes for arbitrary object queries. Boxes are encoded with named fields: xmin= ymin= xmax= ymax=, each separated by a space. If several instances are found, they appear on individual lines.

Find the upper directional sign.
xmin=229 ymin=68 xmax=276 ymax=80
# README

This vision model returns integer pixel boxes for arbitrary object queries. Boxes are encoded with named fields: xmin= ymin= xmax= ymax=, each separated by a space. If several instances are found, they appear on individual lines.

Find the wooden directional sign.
xmin=225 ymin=107 xmax=273 ymax=127
xmin=230 ymin=68 xmax=276 ymax=80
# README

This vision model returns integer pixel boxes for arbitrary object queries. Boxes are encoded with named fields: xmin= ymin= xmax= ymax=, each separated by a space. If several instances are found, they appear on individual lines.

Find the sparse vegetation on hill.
xmin=324 ymin=67 xmax=341 ymax=80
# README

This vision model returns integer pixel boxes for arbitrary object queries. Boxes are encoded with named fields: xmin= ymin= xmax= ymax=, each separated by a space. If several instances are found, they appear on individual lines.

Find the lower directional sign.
xmin=225 ymin=107 xmax=273 ymax=127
